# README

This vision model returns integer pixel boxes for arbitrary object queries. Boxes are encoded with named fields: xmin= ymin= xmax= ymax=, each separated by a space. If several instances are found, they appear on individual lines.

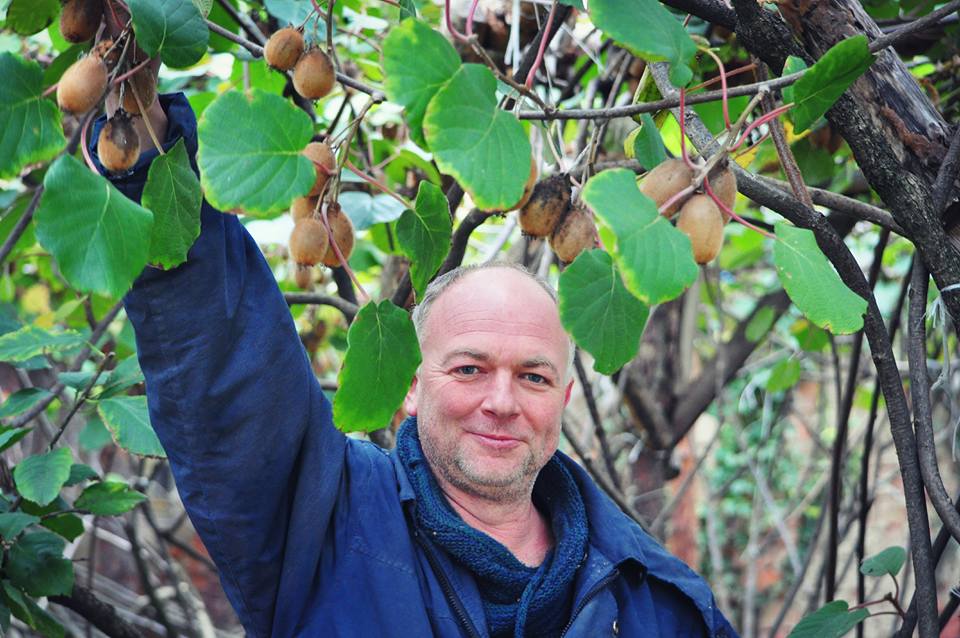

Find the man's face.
xmin=403 ymin=268 xmax=573 ymax=504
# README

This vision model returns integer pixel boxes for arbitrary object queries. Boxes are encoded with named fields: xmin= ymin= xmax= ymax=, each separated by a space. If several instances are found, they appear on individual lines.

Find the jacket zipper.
xmin=414 ymin=529 xmax=483 ymax=638
xmin=559 ymin=569 xmax=621 ymax=637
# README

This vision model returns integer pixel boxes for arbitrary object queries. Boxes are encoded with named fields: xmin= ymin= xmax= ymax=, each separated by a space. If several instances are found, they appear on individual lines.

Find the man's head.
xmin=404 ymin=264 xmax=574 ymax=505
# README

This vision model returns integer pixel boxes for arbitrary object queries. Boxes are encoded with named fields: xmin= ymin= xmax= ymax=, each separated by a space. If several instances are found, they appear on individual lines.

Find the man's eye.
xmin=456 ymin=365 xmax=479 ymax=375
xmin=523 ymin=373 xmax=548 ymax=384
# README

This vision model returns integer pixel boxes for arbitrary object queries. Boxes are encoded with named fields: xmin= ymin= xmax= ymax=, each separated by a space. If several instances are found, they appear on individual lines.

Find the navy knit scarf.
xmin=396 ymin=418 xmax=588 ymax=638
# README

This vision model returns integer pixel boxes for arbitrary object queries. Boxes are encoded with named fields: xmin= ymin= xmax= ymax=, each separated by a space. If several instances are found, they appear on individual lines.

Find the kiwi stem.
xmin=444 ymin=0 xmax=470 ymax=42
xmin=525 ymin=0 xmax=558 ymax=90
xmin=318 ymin=202 xmax=370 ymax=304
xmin=344 ymin=159 xmax=411 ymax=208
xmin=704 ymin=177 xmax=775 ymax=240
xmin=698 ymin=47 xmax=731 ymax=130
xmin=465 ymin=0 xmax=481 ymax=36
xmin=112 ymin=56 xmax=152 ymax=86
xmin=105 ymin=0 xmax=124 ymax=32
xmin=688 ymin=63 xmax=757 ymax=94
xmin=469 ymin=39 xmax=551 ymax=112
xmin=79 ymin=114 xmax=99 ymax=173
xmin=132 ymin=85 xmax=165 ymax=155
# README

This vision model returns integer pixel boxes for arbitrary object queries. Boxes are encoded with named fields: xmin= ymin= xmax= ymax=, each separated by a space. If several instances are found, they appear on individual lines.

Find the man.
xmin=106 ymin=92 xmax=737 ymax=637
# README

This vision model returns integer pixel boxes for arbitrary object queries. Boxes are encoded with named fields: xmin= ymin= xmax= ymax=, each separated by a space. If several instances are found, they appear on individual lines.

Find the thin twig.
xmin=48 ymin=353 xmax=114 ymax=450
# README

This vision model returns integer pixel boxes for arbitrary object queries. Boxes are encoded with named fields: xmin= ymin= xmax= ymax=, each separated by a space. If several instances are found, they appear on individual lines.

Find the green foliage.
xmin=627 ymin=113 xmax=668 ymax=170
xmin=6 ymin=531 xmax=74 ymax=597
xmin=0 ymin=324 xmax=84 ymax=362
xmin=12 ymin=447 xmax=72 ymax=507
xmin=97 ymin=396 xmax=167 ymax=458
xmin=581 ymin=168 xmax=698 ymax=304
xmin=558 ymin=250 xmax=649 ymax=374
xmin=2 ymin=580 xmax=65 ymax=638
xmin=129 ymin=0 xmax=209 ymax=68
xmin=396 ymin=181 xmax=452 ymax=298
xmin=789 ymin=36 xmax=875 ymax=132
xmin=4 ymin=0 xmax=59 ymax=35
xmin=773 ymin=222 xmax=867 ymax=334
xmin=333 ymin=301 xmax=421 ymax=433
xmin=75 ymin=481 xmax=147 ymax=515
xmin=860 ymin=545 xmax=906 ymax=577
xmin=0 ymin=53 xmax=66 ymax=180
xmin=142 ymin=139 xmax=203 ymax=268
xmin=0 ymin=513 xmax=40 ymax=541
xmin=197 ymin=89 xmax=316 ymax=215
xmin=788 ymin=601 xmax=870 ymax=638
xmin=767 ymin=358 xmax=801 ymax=392
xmin=0 ymin=388 xmax=53 ymax=419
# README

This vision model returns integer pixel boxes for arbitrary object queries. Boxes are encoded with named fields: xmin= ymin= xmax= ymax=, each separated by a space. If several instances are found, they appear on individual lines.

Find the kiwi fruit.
xmin=265 ymin=27 xmax=305 ymax=71
xmin=676 ymin=194 xmax=724 ymax=264
xmin=549 ymin=204 xmax=596 ymax=263
xmin=519 ymin=174 xmax=571 ymax=238
xmin=638 ymin=158 xmax=695 ymax=217
xmin=92 ymin=38 xmax=120 ymax=68
xmin=708 ymin=167 xmax=737 ymax=222
xmin=303 ymin=142 xmax=337 ymax=197
xmin=121 ymin=65 xmax=158 ymax=115
xmin=291 ymin=195 xmax=320 ymax=222
xmin=294 ymin=265 xmax=314 ymax=290
xmin=321 ymin=202 xmax=355 ymax=267
xmin=97 ymin=110 xmax=140 ymax=174
xmin=290 ymin=218 xmax=330 ymax=267
xmin=57 ymin=54 xmax=108 ymax=114
xmin=293 ymin=48 xmax=336 ymax=100
xmin=60 ymin=0 xmax=103 ymax=43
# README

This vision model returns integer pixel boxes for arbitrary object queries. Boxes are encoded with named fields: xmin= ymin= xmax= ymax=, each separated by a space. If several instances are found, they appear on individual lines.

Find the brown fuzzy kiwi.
xmin=638 ymin=158 xmax=695 ymax=217
xmin=549 ymin=204 xmax=596 ymax=263
xmin=294 ymin=265 xmax=314 ymax=290
xmin=291 ymin=195 xmax=320 ymax=222
xmin=519 ymin=174 xmax=571 ymax=238
xmin=293 ymin=48 xmax=336 ymax=100
xmin=708 ymin=167 xmax=737 ymax=222
xmin=676 ymin=194 xmax=724 ymax=264
xmin=92 ymin=38 xmax=120 ymax=68
xmin=60 ymin=0 xmax=103 ymax=43
xmin=321 ymin=202 xmax=355 ymax=267
xmin=290 ymin=218 xmax=330 ymax=266
xmin=303 ymin=142 xmax=337 ymax=197
xmin=265 ymin=27 xmax=305 ymax=71
xmin=121 ymin=65 xmax=158 ymax=115
xmin=97 ymin=110 xmax=141 ymax=173
xmin=57 ymin=54 xmax=108 ymax=114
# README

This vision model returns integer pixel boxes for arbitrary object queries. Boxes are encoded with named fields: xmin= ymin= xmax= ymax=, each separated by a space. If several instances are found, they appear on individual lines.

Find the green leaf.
xmin=773 ymin=222 xmax=866 ymax=334
xmin=396 ymin=181 xmax=452 ymax=298
xmin=860 ymin=546 xmax=906 ymax=578
xmin=97 ymin=395 xmax=167 ymax=458
xmin=0 ymin=388 xmax=52 ymax=418
xmin=128 ymin=0 xmax=209 ymax=68
xmin=558 ymin=249 xmax=649 ymax=375
xmin=0 ymin=53 xmax=66 ymax=179
xmin=40 ymin=513 xmax=84 ymax=542
xmin=79 ymin=415 xmax=113 ymax=451
xmin=2 ymin=581 xmax=66 ymax=638
xmin=0 ymin=513 xmax=40 ymax=541
xmin=587 ymin=0 xmax=696 ymax=86
xmin=0 ymin=324 xmax=84 ymax=362
xmin=7 ymin=531 xmax=73 ymax=598
xmin=781 ymin=55 xmax=807 ymax=106
xmin=581 ymin=169 xmax=698 ymax=304
xmin=768 ymin=358 xmax=801 ymax=392
xmin=558 ymin=0 xmax=585 ymax=9
xmin=789 ymin=36 xmax=875 ymax=133
xmin=197 ymin=89 xmax=316 ymax=215
xmin=382 ymin=19 xmax=460 ymax=149
xmin=100 ymin=355 xmax=145 ymax=397
xmin=745 ymin=306 xmax=776 ymax=343
xmin=338 ymin=191 xmax=407 ymax=231
xmin=333 ymin=301 xmax=421 ymax=433
xmin=4 ymin=0 xmax=59 ymax=35
xmin=64 ymin=463 xmax=98 ymax=486
xmin=142 ymin=138 xmax=202 ymax=268
xmin=630 ymin=114 xmax=667 ymax=170
xmin=424 ymin=64 xmax=532 ymax=211
xmin=399 ymin=0 xmax=417 ymax=20
xmin=13 ymin=447 xmax=72 ymax=507
xmin=75 ymin=481 xmax=147 ymax=515
xmin=0 ymin=427 xmax=31 ymax=453
xmin=35 ymin=155 xmax=154 ymax=298
xmin=787 ymin=601 xmax=870 ymax=638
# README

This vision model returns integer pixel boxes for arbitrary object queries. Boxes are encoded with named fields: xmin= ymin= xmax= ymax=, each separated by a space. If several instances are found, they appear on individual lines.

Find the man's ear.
xmin=563 ymin=379 xmax=574 ymax=407
xmin=404 ymin=374 xmax=420 ymax=416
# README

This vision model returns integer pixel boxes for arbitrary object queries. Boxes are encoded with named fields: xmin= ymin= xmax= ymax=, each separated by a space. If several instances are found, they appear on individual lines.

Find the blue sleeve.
xmin=105 ymin=94 xmax=347 ymax=637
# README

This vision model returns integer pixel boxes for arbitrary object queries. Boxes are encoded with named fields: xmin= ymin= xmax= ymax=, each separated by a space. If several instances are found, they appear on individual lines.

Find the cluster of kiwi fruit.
xmin=264 ymin=26 xmax=336 ymax=100
xmin=55 ymin=0 xmax=157 ymax=175
xmin=287 ymin=141 xmax=356 ymax=288
xmin=517 ymin=174 xmax=597 ymax=264
xmin=638 ymin=158 xmax=737 ymax=265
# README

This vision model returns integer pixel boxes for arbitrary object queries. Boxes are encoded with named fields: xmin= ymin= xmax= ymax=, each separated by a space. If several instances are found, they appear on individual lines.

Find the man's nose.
xmin=480 ymin=370 xmax=520 ymax=420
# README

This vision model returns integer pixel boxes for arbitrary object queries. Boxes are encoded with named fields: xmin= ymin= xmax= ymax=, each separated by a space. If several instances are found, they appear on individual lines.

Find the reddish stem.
xmin=678 ymin=88 xmax=698 ymax=170
xmin=732 ymin=131 xmax=771 ymax=160
xmin=105 ymin=0 xmax=124 ymax=32
xmin=344 ymin=159 xmax=410 ymax=207
xmin=730 ymin=103 xmax=794 ymax=152
xmin=700 ymin=48 xmax=731 ymax=130
xmin=465 ymin=0 xmax=481 ymax=36
xmin=687 ymin=64 xmax=757 ymax=93
xmin=43 ymin=82 xmax=58 ymax=98
xmin=79 ymin=114 xmax=99 ymax=174
xmin=525 ymin=1 xmax=557 ymax=89
xmin=704 ymin=176 xmax=776 ymax=240
xmin=112 ymin=56 xmax=152 ymax=86
xmin=444 ymin=0 xmax=470 ymax=42
xmin=318 ymin=201 xmax=370 ymax=303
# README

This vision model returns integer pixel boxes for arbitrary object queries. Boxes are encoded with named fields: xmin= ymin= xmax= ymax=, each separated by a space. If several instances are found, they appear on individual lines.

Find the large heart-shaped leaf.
xmin=396 ymin=181 xmax=452 ymax=298
xmin=581 ymin=169 xmax=698 ymax=304
xmin=35 ymin=155 xmax=154 ymax=298
xmin=4 ymin=0 xmax=59 ymax=35
xmin=789 ymin=36 xmax=875 ymax=133
xmin=0 ymin=53 xmax=65 ymax=179
xmin=97 ymin=396 xmax=167 ymax=458
xmin=0 ymin=324 xmax=85 ymax=362
xmin=423 ymin=64 xmax=532 ymax=211
xmin=559 ymin=249 xmax=649 ymax=375
xmin=197 ymin=89 xmax=316 ymax=215
xmin=773 ymin=222 xmax=866 ymax=334
xmin=382 ymin=19 xmax=461 ymax=149
xmin=7 ymin=530 xmax=74 ymax=598
xmin=588 ymin=0 xmax=697 ymax=86
xmin=13 ymin=447 xmax=72 ymax=507
xmin=128 ymin=0 xmax=209 ymax=68
xmin=75 ymin=481 xmax=147 ymax=515
xmin=788 ymin=601 xmax=870 ymax=638
xmin=333 ymin=301 xmax=421 ymax=432
xmin=142 ymin=138 xmax=202 ymax=268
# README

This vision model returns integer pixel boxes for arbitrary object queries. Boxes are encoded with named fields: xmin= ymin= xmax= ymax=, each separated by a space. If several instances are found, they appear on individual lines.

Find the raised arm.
xmin=103 ymin=93 xmax=347 ymax=637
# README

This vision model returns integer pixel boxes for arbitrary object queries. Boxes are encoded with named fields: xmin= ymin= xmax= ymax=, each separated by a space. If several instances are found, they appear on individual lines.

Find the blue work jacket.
xmin=100 ymin=93 xmax=739 ymax=638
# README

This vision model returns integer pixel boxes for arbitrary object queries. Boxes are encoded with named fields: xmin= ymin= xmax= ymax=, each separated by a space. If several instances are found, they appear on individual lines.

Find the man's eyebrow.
xmin=441 ymin=349 xmax=490 ymax=365
xmin=520 ymin=357 xmax=559 ymax=376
